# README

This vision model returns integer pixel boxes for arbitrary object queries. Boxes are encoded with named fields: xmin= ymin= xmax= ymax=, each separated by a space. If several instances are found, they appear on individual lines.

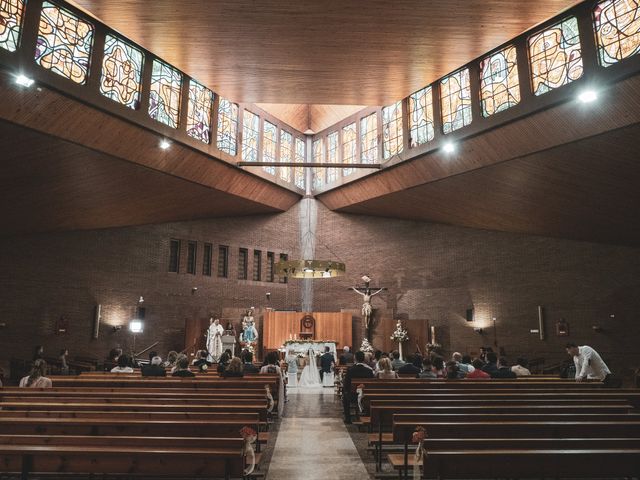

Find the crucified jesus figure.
xmin=350 ymin=275 xmax=385 ymax=330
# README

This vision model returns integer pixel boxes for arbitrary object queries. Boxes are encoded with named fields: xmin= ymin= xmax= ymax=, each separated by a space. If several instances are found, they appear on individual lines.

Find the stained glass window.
xmin=35 ymin=2 xmax=94 ymax=84
xmin=149 ymin=59 xmax=182 ymax=127
xmin=312 ymin=139 xmax=324 ymax=189
xmin=100 ymin=34 xmax=143 ymax=109
xmin=294 ymin=137 xmax=305 ymax=189
xmin=0 ymin=0 xmax=25 ymax=52
xmin=280 ymin=130 xmax=293 ymax=182
xmin=440 ymin=68 xmax=472 ymax=134
xmin=263 ymin=120 xmax=277 ymax=175
xmin=480 ymin=45 xmax=520 ymax=117
xmin=217 ymin=98 xmax=238 ymax=155
xmin=242 ymin=110 xmax=259 ymax=162
xmin=360 ymin=113 xmax=378 ymax=164
xmin=342 ymin=122 xmax=357 ymax=176
xmin=187 ymin=79 xmax=214 ymax=144
xmin=408 ymin=86 xmax=435 ymax=147
xmin=382 ymin=101 xmax=403 ymax=159
xmin=594 ymin=0 xmax=640 ymax=67
xmin=326 ymin=131 xmax=339 ymax=183
xmin=529 ymin=17 xmax=583 ymax=96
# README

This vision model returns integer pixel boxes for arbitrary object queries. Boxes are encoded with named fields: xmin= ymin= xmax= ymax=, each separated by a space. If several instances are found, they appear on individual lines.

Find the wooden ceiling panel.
xmin=256 ymin=104 xmax=367 ymax=133
xmin=69 ymin=0 xmax=581 ymax=105
xmin=334 ymin=124 xmax=640 ymax=246
xmin=0 ymin=122 xmax=282 ymax=236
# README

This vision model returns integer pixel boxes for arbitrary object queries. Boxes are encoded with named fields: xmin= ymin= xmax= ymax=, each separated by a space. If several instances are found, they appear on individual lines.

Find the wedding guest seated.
xmin=419 ymin=358 xmax=437 ymax=378
xmin=467 ymin=359 xmax=491 ymax=378
xmin=163 ymin=350 xmax=178 ymax=368
xmin=110 ymin=355 xmax=134 ymax=373
xmin=142 ymin=356 xmax=166 ymax=376
xmin=398 ymin=354 xmax=421 ymax=375
xmin=59 ymin=348 xmax=70 ymax=375
xmin=241 ymin=350 xmax=260 ymax=373
xmin=260 ymin=351 xmax=283 ymax=375
xmin=217 ymin=352 xmax=231 ymax=373
xmin=222 ymin=357 xmax=244 ymax=378
xmin=364 ymin=352 xmax=376 ymax=370
xmin=494 ymin=357 xmax=517 ymax=378
xmin=193 ymin=350 xmax=212 ymax=369
xmin=432 ymin=356 xmax=446 ymax=378
xmin=390 ymin=350 xmax=406 ymax=371
xmin=343 ymin=351 xmax=375 ymax=423
xmin=33 ymin=345 xmax=44 ymax=361
xmin=373 ymin=350 xmax=383 ymax=371
xmin=19 ymin=359 xmax=52 ymax=388
xmin=446 ymin=361 xmax=461 ymax=379
xmin=172 ymin=355 xmax=195 ymax=377
xmin=452 ymin=352 xmax=474 ymax=376
xmin=339 ymin=346 xmax=354 ymax=365
xmin=412 ymin=352 xmax=424 ymax=369
xmin=511 ymin=357 xmax=532 ymax=376
xmin=377 ymin=357 xmax=399 ymax=379
xmin=105 ymin=347 xmax=122 ymax=372
xmin=481 ymin=352 xmax=500 ymax=377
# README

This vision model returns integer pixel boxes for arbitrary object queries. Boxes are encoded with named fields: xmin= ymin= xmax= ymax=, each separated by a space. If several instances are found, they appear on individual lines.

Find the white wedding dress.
xmin=298 ymin=350 xmax=322 ymax=388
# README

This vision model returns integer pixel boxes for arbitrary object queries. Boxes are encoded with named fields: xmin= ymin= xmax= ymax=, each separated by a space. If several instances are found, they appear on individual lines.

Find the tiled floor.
xmin=266 ymin=387 xmax=371 ymax=479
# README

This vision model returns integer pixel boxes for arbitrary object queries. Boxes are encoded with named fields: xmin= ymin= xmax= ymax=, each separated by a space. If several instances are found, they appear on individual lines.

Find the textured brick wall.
xmin=1 ymin=199 xmax=639 ymax=377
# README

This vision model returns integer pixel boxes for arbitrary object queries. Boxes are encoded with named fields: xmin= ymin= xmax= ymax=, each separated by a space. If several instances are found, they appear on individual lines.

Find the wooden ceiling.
xmin=68 ymin=0 xmax=581 ymax=105
xmin=255 ymin=104 xmax=367 ymax=133
xmin=0 ymin=121 xmax=286 ymax=236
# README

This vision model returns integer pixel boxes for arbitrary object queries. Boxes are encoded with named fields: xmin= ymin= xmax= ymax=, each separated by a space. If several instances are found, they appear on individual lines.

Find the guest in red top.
xmin=467 ymin=359 xmax=491 ymax=379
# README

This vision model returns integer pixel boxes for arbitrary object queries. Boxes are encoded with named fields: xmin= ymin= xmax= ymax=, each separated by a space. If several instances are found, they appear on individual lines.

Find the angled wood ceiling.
xmin=255 ymin=104 xmax=367 ymax=133
xmin=68 ymin=0 xmax=581 ymax=105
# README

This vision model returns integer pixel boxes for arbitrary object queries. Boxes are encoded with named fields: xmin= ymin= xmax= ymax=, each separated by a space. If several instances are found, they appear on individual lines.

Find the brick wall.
xmin=1 ymin=199 xmax=639 ymax=377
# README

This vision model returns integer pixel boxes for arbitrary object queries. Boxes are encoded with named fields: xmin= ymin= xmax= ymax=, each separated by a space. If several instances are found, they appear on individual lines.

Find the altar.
xmin=279 ymin=340 xmax=338 ymax=359
xmin=263 ymin=311 xmax=353 ymax=350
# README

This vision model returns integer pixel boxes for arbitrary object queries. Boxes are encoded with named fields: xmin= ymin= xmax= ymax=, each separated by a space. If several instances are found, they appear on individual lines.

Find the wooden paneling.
xmin=0 ymin=122 xmax=285 ymax=236
xmin=262 ymin=311 xmax=352 ymax=349
xmin=68 ymin=0 xmax=580 ymax=105
xmin=255 ymin=104 xmax=367 ymax=133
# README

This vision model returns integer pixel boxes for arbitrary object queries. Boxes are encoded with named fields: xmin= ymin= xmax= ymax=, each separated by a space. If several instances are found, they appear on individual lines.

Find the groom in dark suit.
xmin=319 ymin=346 xmax=335 ymax=381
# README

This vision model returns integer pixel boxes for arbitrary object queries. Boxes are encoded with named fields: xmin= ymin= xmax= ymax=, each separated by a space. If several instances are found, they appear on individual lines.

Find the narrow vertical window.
xmin=187 ymin=79 xmax=214 ymax=144
xmin=440 ymin=68 xmax=472 ymax=134
xmin=528 ymin=17 xmax=583 ymax=96
xmin=217 ymin=98 xmax=238 ymax=155
xmin=202 ymin=243 xmax=212 ymax=276
xmin=408 ymin=86 xmax=435 ymax=147
xmin=480 ymin=45 xmax=520 ymax=117
xmin=0 ymin=0 xmax=26 ymax=52
xmin=187 ymin=241 xmax=197 ymax=275
xmin=253 ymin=250 xmax=262 ymax=281
xmin=382 ymin=101 xmax=403 ymax=159
xmin=326 ymin=132 xmax=339 ymax=183
xmin=594 ymin=0 xmax=640 ymax=67
xmin=100 ymin=35 xmax=143 ymax=109
xmin=266 ymin=252 xmax=275 ymax=282
xmin=312 ymin=139 xmax=325 ymax=189
xmin=279 ymin=253 xmax=288 ymax=284
xmin=294 ymin=138 xmax=306 ymax=189
xmin=168 ymin=239 xmax=180 ymax=273
xmin=238 ymin=248 xmax=248 ymax=280
xmin=242 ymin=110 xmax=259 ymax=162
xmin=263 ymin=120 xmax=277 ymax=175
xmin=217 ymin=245 xmax=229 ymax=278
xmin=360 ymin=113 xmax=378 ymax=164
xmin=342 ymin=122 xmax=357 ymax=176
xmin=149 ymin=59 xmax=182 ymax=127
xmin=280 ymin=130 xmax=293 ymax=182
xmin=35 ymin=2 xmax=94 ymax=84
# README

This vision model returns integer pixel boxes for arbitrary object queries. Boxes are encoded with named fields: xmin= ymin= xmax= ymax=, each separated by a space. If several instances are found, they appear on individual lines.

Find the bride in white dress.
xmin=298 ymin=348 xmax=322 ymax=388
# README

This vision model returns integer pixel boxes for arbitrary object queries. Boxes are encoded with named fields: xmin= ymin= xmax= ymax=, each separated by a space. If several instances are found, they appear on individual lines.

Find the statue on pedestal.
xmin=350 ymin=275 xmax=386 ymax=337
xmin=240 ymin=308 xmax=259 ymax=353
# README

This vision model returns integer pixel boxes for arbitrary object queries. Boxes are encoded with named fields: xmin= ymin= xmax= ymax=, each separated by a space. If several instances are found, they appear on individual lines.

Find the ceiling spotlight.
xmin=443 ymin=142 xmax=456 ymax=153
xmin=15 ymin=74 xmax=35 ymax=87
xmin=159 ymin=139 xmax=171 ymax=150
xmin=578 ymin=89 xmax=598 ymax=103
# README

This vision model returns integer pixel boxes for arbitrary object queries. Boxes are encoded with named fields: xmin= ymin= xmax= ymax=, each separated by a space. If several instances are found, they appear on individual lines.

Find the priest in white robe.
xmin=206 ymin=318 xmax=224 ymax=362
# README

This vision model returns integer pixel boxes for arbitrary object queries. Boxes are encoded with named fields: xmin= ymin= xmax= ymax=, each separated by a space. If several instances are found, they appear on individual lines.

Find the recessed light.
xmin=578 ymin=89 xmax=598 ymax=103
xmin=15 ymin=74 xmax=35 ymax=87
xmin=159 ymin=139 xmax=171 ymax=150
xmin=443 ymin=142 xmax=456 ymax=153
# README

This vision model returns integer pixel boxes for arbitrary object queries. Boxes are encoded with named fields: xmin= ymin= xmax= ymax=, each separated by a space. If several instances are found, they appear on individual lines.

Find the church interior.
xmin=1 ymin=0 xmax=640 ymax=478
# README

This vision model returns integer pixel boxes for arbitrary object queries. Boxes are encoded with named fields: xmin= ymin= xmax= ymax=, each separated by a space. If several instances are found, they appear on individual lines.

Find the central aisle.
xmin=266 ymin=387 xmax=371 ymax=479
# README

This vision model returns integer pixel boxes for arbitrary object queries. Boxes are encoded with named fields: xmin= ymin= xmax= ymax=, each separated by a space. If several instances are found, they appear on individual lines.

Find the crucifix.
xmin=349 ymin=275 xmax=387 ymax=340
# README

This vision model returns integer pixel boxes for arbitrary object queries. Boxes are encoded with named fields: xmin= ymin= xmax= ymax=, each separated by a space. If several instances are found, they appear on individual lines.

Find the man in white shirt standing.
xmin=566 ymin=343 xmax=611 ymax=382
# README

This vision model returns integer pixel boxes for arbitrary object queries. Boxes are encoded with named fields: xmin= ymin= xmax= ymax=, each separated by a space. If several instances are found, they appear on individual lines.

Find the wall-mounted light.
xmin=15 ymin=74 xmax=35 ymax=87
xmin=112 ymin=325 xmax=122 ymax=332
xmin=443 ymin=142 xmax=456 ymax=154
xmin=474 ymin=327 xmax=484 ymax=334
xmin=159 ymin=139 xmax=171 ymax=150
xmin=578 ymin=88 xmax=598 ymax=103
xmin=129 ymin=320 xmax=143 ymax=333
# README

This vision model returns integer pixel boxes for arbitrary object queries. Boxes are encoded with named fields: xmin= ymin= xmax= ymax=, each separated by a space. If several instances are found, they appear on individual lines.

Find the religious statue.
xmin=205 ymin=317 xmax=224 ymax=362
xmin=350 ymin=275 xmax=386 ymax=332
xmin=240 ymin=308 xmax=258 ymax=352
